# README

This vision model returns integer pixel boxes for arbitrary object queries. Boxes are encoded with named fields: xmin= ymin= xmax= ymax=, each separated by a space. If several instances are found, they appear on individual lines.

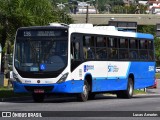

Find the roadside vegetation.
xmin=0 ymin=87 xmax=30 ymax=98
xmin=133 ymin=90 xmax=146 ymax=95
xmin=156 ymin=73 xmax=160 ymax=79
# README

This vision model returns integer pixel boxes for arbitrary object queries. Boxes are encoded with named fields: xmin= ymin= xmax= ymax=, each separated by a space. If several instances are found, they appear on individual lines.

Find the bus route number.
xmin=148 ymin=66 xmax=154 ymax=72
xmin=24 ymin=31 xmax=31 ymax=36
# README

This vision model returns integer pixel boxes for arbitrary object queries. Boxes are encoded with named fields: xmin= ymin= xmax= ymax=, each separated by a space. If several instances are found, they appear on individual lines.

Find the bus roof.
xmin=18 ymin=23 xmax=68 ymax=30
xmin=69 ymin=24 xmax=154 ymax=40
xmin=17 ymin=23 xmax=154 ymax=40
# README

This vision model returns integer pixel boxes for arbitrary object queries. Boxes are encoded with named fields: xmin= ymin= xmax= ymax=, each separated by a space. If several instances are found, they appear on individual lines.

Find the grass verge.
xmin=0 ymin=87 xmax=30 ymax=98
xmin=156 ymin=73 xmax=160 ymax=79
xmin=133 ymin=89 xmax=146 ymax=95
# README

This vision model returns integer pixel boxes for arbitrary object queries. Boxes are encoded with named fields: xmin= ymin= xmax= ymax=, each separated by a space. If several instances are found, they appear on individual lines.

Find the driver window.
xmin=71 ymin=42 xmax=80 ymax=60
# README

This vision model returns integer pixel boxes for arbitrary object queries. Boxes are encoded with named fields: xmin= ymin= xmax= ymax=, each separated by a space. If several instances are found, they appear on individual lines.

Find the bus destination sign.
xmin=24 ymin=31 xmax=56 ymax=37
xmin=17 ymin=29 xmax=67 ymax=37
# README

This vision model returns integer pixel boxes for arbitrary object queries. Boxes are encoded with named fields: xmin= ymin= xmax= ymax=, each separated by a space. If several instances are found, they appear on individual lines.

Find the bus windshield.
xmin=14 ymin=37 xmax=68 ymax=73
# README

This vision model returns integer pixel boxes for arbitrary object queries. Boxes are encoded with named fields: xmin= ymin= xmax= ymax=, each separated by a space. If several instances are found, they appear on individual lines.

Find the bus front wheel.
xmin=117 ymin=78 xmax=134 ymax=99
xmin=77 ymin=81 xmax=89 ymax=102
xmin=32 ymin=93 xmax=45 ymax=103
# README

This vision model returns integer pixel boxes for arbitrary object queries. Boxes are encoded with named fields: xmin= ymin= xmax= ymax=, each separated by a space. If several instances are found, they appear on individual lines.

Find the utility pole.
xmin=96 ymin=0 xmax=98 ymax=14
xmin=86 ymin=5 xmax=89 ymax=23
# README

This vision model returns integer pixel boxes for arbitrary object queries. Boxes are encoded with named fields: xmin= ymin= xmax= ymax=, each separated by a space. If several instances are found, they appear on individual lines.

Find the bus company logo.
xmin=108 ymin=64 xmax=119 ymax=72
xmin=1 ymin=112 xmax=42 ymax=118
xmin=2 ymin=112 xmax=11 ymax=117
xmin=84 ymin=65 xmax=94 ymax=72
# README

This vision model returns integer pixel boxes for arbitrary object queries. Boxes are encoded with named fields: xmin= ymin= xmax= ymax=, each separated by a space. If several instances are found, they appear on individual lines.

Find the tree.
xmin=0 ymin=0 xmax=73 ymax=72
xmin=137 ymin=25 xmax=155 ymax=35
xmin=0 ymin=0 xmax=73 ymax=50
xmin=97 ymin=0 xmax=124 ymax=13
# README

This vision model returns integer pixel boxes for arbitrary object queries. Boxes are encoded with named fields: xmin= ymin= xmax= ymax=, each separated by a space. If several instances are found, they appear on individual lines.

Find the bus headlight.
xmin=13 ymin=72 xmax=21 ymax=83
xmin=57 ymin=72 xmax=69 ymax=83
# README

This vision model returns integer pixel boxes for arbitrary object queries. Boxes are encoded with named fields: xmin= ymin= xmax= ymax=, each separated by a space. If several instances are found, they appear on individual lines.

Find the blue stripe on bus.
xmin=12 ymin=80 xmax=84 ymax=93
xmin=136 ymin=33 xmax=154 ymax=39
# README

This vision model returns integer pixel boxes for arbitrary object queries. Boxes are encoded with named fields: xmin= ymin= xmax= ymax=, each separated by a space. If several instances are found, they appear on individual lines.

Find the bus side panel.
xmin=92 ymin=78 xmax=128 ymax=92
xmin=129 ymin=62 xmax=155 ymax=89
xmin=84 ymin=61 xmax=130 ymax=92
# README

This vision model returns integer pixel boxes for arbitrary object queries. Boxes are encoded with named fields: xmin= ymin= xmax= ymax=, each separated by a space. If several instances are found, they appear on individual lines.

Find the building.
xmin=147 ymin=0 xmax=160 ymax=14
xmin=138 ymin=1 xmax=148 ymax=5
xmin=123 ymin=0 xmax=136 ymax=6
xmin=76 ymin=2 xmax=97 ymax=14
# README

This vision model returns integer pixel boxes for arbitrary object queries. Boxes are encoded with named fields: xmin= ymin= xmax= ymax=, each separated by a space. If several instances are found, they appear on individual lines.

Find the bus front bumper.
xmin=12 ymin=80 xmax=83 ymax=94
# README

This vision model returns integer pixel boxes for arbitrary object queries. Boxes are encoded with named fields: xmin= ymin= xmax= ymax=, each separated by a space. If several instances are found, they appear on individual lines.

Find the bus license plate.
xmin=34 ymin=89 xmax=44 ymax=93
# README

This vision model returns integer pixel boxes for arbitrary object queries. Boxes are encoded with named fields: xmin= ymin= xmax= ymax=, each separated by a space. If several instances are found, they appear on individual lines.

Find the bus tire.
xmin=124 ymin=77 xmax=134 ymax=98
xmin=32 ymin=93 xmax=45 ymax=103
xmin=77 ymin=81 xmax=89 ymax=102
xmin=117 ymin=78 xmax=133 ymax=99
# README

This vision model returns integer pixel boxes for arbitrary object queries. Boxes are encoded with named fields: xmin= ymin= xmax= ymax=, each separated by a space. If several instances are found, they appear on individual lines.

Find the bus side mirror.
xmin=5 ymin=71 xmax=10 ymax=79
xmin=9 ymin=71 xmax=14 ymax=81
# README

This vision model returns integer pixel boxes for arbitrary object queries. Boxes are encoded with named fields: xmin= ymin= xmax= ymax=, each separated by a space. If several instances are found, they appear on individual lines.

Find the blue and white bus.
xmin=12 ymin=23 xmax=155 ymax=102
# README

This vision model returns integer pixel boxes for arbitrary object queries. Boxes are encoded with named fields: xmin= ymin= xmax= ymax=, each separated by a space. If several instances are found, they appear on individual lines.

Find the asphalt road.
xmin=0 ymin=94 xmax=160 ymax=120
xmin=0 ymin=79 xmax=160 ymax=120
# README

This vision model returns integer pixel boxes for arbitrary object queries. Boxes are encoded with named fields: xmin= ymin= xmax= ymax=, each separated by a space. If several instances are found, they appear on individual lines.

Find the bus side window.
xmin=129 ymin=50 xmax=138 ymax=59
xmin=83 ymin=47 xmax=88 ymax=59
xmin=83 ymin=36 xmax=95 ymax=59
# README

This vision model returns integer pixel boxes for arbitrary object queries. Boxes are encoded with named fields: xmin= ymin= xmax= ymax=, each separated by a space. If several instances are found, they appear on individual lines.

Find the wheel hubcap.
xmin=83 ymin=85 xmax=88 ymax=97
xmin=129 ymin=83 xmax=133 ymax=95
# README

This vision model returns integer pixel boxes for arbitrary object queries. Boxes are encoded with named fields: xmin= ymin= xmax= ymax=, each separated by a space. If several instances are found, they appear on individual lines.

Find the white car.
xmin=156 ymin=67 xmax=160 ymax=73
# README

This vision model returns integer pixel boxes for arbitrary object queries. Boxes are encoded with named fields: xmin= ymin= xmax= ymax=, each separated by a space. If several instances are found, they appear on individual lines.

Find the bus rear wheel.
xmin=117 ymin=78 xmax=134 ymax=99
xmin=77 ymin=81 xmax=89 ymax=102
xmin=32 ymin=93 xmax=45 ymax=103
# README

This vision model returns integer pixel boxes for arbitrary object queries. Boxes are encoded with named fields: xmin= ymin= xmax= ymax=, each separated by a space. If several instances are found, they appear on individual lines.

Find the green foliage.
xmin=137 ymin=25 xmax=155 ymax=35
xmin=0 ymin=0 xmax=73 ymax=53
xmin=96 ymin=0 xmax=124 ymax=13
xmin=0 ymin=87 xmax=30 ymax=98
xmin=133 ymin=90 xmax=146 ymax=94
xmin=154 ymin=37 xmax=160 ymax=62
xmin=156 ymin=73 xmax=160 ymax=79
